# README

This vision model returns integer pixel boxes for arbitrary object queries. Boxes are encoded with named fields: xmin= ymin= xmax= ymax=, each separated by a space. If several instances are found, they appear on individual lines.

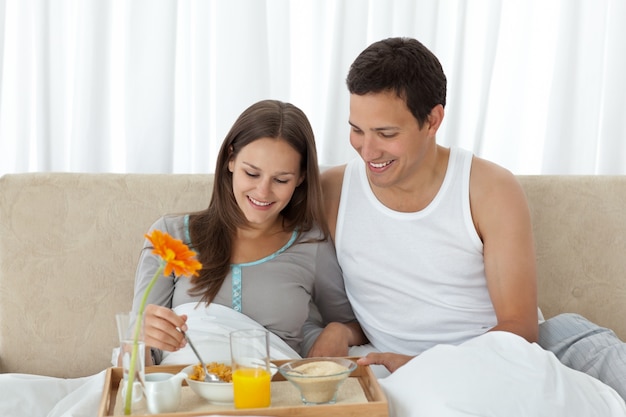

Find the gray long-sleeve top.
xmin=132 ymin=214 xmax=356 ymax=360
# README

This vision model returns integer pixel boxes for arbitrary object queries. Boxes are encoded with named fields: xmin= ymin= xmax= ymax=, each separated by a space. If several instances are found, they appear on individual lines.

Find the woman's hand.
xmin=143 ymin=304 xmax=188 ymax=353
xmin=356 ymin=352 xmax=413 ymax=373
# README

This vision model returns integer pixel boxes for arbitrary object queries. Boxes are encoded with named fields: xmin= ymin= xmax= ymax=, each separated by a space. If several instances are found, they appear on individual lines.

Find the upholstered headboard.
xmin=1 ymin=173 xmax=625 ymax=378
xmin=518 ymin=175 xmax=626 ymax=336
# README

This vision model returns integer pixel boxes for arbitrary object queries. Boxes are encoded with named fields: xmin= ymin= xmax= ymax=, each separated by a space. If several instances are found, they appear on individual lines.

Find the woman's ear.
xmin=297 ymin=173 xmax=305 ymax=187
xmin=227 ymin=146 xmax=235 ymax=173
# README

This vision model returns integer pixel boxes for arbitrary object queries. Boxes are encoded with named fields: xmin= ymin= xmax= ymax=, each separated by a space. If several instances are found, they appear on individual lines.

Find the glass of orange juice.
xmin=230 ymin=328 xmax=272 ymax=409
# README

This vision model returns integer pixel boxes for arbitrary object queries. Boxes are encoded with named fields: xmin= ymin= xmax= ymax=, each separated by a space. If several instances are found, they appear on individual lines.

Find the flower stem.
xmin=124 ymin=261 xmax=165 ymax=415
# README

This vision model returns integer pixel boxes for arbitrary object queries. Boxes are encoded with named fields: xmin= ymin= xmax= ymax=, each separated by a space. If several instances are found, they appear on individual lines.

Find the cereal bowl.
xmin=182 ymin=363 xmax=234 ymax=404
xmin=278 ymin=357 xmax=357 ymax=405
xmin=182 ymin=361 xmax=279 ymax=405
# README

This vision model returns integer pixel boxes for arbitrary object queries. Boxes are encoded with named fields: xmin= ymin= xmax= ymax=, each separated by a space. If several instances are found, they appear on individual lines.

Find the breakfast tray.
xmin=98 ymin=358 xmax=388 ymax=417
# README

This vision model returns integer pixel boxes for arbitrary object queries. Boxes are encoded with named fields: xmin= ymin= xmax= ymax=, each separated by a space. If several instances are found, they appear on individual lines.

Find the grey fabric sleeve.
xmin=310 ymin=238 xmax=356 ymax=324
xmin=132 ymin=216 xmax=187 ymax=364
xmin=301 ymin=237 xmax=358 ymax=356
xmin=132 ymin=216 xmax=182 ymax=311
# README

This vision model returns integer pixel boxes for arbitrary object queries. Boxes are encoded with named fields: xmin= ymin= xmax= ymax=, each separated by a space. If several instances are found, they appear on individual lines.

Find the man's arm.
xmin=320 ymin=165 xmax=346 ymax=241
xmin=307 ymin=322 xmax=368 ymax=357
xmin=470 ymin=157 xmax=539 ymax=343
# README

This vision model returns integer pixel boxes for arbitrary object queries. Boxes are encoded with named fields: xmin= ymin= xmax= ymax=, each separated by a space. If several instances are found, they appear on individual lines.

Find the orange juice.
xmin=232 ymin=368 xmax=271 ymax=408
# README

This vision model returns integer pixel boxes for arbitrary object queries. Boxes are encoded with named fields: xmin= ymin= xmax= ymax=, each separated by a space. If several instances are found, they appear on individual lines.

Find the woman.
xmin=132 ymin=99 xmax=366 ymax=365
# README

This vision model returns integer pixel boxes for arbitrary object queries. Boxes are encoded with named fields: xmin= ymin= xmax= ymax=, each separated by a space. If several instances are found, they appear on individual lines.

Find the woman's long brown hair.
xmin=187 ymin=99 xmax=329 ymax=303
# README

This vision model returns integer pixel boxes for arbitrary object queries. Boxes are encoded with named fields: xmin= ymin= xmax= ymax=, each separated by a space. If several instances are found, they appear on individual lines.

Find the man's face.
xmin=348 ymin=90 xmax=434 ymax=190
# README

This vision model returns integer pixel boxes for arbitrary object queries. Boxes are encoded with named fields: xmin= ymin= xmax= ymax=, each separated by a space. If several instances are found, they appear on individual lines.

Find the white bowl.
xmin=181 ymin=364 xmax=234 ymax=404
xmin=278 ymin=357 xmax=357 ymax=405
xmin=182 ymin=362 xmax=279 ymax=405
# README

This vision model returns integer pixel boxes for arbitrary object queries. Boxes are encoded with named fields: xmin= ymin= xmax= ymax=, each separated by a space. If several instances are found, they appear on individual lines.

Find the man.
xmin=317 ymin=37 xmax=538 ymax=376
xmin=311 ymin=38 xmax=626 ymax=405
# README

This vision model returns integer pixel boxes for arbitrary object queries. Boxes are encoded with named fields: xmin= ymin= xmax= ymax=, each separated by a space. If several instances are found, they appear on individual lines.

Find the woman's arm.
xmin=130 ymin=217 xmax=189 ymax=363
xmin=304 ymin=237 xmax=368 ymax=357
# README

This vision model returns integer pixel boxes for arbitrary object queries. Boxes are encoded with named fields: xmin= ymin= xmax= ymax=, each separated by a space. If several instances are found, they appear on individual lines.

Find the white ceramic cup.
xmin=144 ymin=372 xmax=186 ymax=414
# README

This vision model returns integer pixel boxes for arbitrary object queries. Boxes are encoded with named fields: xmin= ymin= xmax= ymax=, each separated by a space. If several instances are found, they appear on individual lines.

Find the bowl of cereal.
xmin=182 ymin=362 xmax=234 ymax=404
xmin=278 ymin=357 xmax=357 ymax=405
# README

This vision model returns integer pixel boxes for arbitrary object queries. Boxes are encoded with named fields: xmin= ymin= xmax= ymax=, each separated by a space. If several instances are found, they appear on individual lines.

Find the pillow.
xmin=111 ymin=302 xmax=301 ymax=367
xmin=160 ymin=302 xmax=300 ymax=364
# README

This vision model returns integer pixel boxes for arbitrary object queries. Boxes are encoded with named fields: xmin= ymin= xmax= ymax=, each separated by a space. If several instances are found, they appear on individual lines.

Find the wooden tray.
xmin=98 ymin=358 xmax=388 ymax=417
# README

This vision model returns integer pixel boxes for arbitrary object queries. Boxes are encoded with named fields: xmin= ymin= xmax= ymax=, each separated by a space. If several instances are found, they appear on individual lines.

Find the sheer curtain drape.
xmin=1 ymin=0 xmax=625 ymax=175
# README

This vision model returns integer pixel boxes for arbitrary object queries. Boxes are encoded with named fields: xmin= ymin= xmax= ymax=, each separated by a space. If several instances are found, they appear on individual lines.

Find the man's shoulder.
xmin=320 ymin=164 xmax=348 ymax=237
xmin=469 ymin=155 xmax=529 ymax=219
xmin=320 ymin=164 xmax=347 ymax=199
xmin=320 ymin=164 xmax=347 ymax=178
xmin=470 ymin=155 xmax=519 ymax=189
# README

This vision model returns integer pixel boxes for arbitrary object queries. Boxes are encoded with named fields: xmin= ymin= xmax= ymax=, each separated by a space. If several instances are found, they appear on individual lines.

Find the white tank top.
xmin=336 ymin=147 xmax=497 ymax=355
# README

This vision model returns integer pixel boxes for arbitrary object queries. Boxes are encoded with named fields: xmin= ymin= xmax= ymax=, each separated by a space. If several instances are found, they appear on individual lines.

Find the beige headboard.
xmin=0 ymin=173 xmax=624 ymax=378
xmin=0 ymin=173 xmax=214 ymax=377
xmin=518 ymin=175 xmax=626 ymax=338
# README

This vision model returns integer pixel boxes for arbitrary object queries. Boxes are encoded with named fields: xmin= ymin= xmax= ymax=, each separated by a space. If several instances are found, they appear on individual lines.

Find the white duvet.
xmin=0 ymin=303 xmax=298 ymax=417
xmin=378 ymin=331 xmax=626 ymax=416
xmin=1 ymin=309 xmax=625 ymax=417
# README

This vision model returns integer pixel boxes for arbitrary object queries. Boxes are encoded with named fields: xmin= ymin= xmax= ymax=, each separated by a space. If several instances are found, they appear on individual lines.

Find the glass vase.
xmin=116 ymin=312 xmax=145 ymax=411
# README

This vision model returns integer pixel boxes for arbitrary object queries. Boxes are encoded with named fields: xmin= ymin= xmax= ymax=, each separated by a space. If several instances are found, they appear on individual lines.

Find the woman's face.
xmin=228 ymin=137 xmax=304 ymax=229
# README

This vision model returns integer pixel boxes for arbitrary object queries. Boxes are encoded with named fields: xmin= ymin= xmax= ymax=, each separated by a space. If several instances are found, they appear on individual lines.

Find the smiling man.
xmin=317 ymin=38 xmax=626 ymax=408
xmin=319 ymin=36 xmax=539 ymax=375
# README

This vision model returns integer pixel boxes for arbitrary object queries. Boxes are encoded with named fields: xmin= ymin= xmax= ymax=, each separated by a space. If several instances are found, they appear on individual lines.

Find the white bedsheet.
xmin=0 ymin=370 xmax=106 ymax=417
xmin=1 ymin=303 xmax=297 ymax=417
xmin=3 ymin=321 xmax=625 ymax=417
xmin=378 ymin=331 xmax=626 ymax=416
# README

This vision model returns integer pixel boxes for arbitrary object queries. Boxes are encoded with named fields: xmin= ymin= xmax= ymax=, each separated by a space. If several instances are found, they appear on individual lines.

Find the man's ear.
xmin=427 ymin=104 xmax=445 ymax=135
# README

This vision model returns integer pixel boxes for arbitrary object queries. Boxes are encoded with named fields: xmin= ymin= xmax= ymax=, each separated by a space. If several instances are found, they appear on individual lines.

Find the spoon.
xmin=180 ymin=330 xmax=222 ymax=383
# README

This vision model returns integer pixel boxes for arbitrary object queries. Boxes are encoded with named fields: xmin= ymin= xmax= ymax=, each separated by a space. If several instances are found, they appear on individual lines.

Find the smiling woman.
xmin=0 ymin=2 xmax=625 ymax=175
xmin=228 ymin=138 xmax=305 ymax=235
xmin=132 ymin=99 xmax=365 ymax=369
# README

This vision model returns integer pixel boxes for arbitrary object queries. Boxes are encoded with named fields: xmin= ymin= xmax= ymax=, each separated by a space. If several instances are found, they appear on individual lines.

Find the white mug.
xmin=144 ymin=372 xmax=186 ymax=414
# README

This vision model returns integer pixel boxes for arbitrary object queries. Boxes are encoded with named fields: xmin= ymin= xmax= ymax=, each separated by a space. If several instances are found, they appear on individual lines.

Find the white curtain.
xmin=1 ymin=0 xmax=625 ymax=175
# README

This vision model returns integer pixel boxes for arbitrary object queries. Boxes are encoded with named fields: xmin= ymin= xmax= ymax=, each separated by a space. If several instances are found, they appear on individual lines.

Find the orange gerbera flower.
xmin=145 ymin=229 xmax=202 ymax=277
xmin=123 ymin=229 xmax=202 ymax=414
